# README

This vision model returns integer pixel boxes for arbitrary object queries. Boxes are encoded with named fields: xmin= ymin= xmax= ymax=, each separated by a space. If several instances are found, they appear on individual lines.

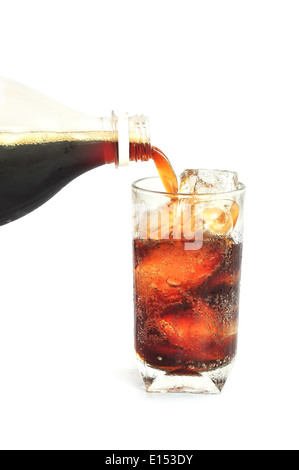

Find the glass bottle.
xmin=0 ymin=77 xmax=177 ymax=226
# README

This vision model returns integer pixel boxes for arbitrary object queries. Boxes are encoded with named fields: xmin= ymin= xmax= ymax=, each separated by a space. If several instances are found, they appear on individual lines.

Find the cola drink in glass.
xmin=132 ymin=170 xmax=245 ymax=393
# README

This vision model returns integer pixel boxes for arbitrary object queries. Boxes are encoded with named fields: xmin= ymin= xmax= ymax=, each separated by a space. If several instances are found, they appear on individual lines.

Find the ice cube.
xmin=179 ymin=169 xmax=239 ymax=194
xmin=178 ymin=170 xmax=240 ymax=235
xmin=134 ymin=239 xmax=224 ymax=304
xmin=202 ymin=201 xmax=239 ymax=235
xmin=203 ymin=206 xmax=233 ymax=235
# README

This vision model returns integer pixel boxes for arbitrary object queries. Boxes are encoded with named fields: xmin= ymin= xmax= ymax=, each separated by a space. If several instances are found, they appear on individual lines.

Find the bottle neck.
xmin=111 ymin=112 xmax=151 ymax=166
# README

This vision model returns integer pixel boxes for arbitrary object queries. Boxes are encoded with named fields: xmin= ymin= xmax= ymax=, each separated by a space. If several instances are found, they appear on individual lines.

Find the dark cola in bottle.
xmin=0 ymin=77 xmax=177 ymax=226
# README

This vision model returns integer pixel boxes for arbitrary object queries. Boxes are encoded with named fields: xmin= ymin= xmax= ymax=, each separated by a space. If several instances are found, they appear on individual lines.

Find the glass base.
xmin=137 ymin=356 xmax=235 ymax=394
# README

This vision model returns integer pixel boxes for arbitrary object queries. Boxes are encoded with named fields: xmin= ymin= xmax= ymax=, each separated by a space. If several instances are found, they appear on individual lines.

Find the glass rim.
xmin=132 ymin=174 xmax=246 ymax=198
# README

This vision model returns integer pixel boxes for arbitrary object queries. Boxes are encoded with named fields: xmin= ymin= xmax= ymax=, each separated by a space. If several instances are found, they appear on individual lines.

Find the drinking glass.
xmin=132 ymin=173 xmax=245 ymax=393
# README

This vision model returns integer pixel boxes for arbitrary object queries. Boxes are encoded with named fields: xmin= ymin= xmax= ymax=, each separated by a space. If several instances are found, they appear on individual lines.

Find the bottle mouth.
xmin=113 ymin=112 xmax=151 ymax=167
xmin=128 ymin=115 xmax=150 ymax=145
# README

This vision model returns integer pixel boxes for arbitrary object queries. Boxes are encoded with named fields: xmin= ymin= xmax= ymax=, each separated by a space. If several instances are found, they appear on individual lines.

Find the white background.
xmin=0 ymin=0 xmax=298 ymax=450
